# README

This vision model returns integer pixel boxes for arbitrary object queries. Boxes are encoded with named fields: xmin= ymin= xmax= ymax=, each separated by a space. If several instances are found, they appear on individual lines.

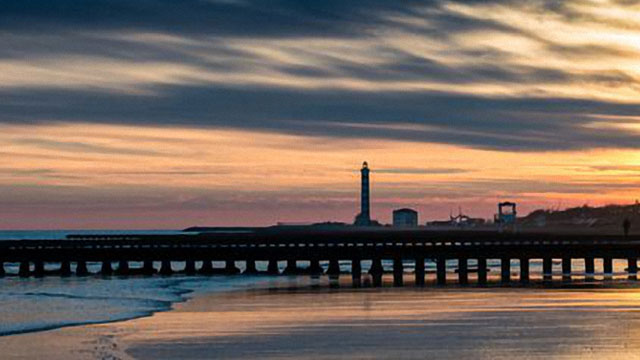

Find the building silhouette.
xmin=354 ymin=161 xmax=371 ymax=226
xmin=393 ymin=208 xmax=418 ymax=227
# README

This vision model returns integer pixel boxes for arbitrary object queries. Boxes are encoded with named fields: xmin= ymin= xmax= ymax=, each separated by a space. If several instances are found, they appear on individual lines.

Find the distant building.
xmin=426 ymin=208 xmax=486 ymax=228
xmin=393 ymin=208 xmax=418 ymax=227
xmin=354 ymin=162 xmax=372 ymax=226
xmin=495 ymin=202 xmax=517 ymax=224
xmin=495 ymin=202 xmax=517 ymax=232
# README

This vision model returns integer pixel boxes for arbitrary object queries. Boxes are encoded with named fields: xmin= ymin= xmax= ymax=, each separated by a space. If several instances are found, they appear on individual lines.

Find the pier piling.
xmin=585 ymin=257 xmax=595 ymax=280
xmin=458 ymin=258 xmax=468 ymax=285
xmin=101 ymin=261 xmax=113 ymax=275
xmin=436 ymin=258 xmax=446 ymax=285
xmin=199 ymin=260 xmax=214 ymax=275
xmin=184 ymin=260 xmax=196 ymax=275
xmin=628 ymin=258 xmax=638 ymax=280
xmin=520 ymin=258 xmax=529 ymax=284
xmin=477 ymin=258 xmax=487 ymax=285
xmin=60 ymin=261 xmax=71 ymax=276
xmin=159 ymin=260 xmax=172 ymax=275
xmin=393 ymin=257 xmax=403 ymax=287
xmin=308 ymin=259 xmax=323 ymax=275
xmin=369 ymin=258 xmax=383 ymax=287
xmin=562 ymin=258 xmax=572 ymax=282
xmin=76 ymin=261 xmax=88 ymax=276
xmin=267 ymin=259 xmax=280 ymax=275
xmin=34 ymin=261 xmax=45 ymax=277
xmin=143 ymin=260 xmax=156 ymax=275
xmin=369 ymin=258 xmax=383 ymax=276
xmin=19 ymin=261 xmax=30 ymax=277
xmin=501 ymin=258 xmax=510 ymax=283
xmin=225 ymin=260 xmax=240 ymax=274
xmin=604 ymin=257 xmax=613 ymax=279
xmin=415 ymin=257 xmax=425 ymax=286
xmin=244 ymin=259 xmax=257 ymax=274
xmin=352 ymin=259 xmax=361 ymax=287
xmin=116 ymin=260 xmax=129 ymax=275
xmin=351 ymin=258 xmax=361 ymax=280
xmin=327 ymin=259 xmax=341 ymax=276
xmin=543 ymin=258 xmax=552 ymax=282
xmin=283 ymin=259 xmax=298 ymax=275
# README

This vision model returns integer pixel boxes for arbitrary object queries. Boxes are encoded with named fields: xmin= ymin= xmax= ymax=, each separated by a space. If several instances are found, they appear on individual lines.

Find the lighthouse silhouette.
xmin=354 ymin=161 xmax=371 ymax=226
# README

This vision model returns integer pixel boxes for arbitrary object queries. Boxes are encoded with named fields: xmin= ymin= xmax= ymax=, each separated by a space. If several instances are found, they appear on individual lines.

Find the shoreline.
xmin=5 ymin=278 xmax=640 ymax=359
xmin=0 ymin=276 xmax=195 ymax=338
xmin=2 ymin=271 xmax=640 ymax=338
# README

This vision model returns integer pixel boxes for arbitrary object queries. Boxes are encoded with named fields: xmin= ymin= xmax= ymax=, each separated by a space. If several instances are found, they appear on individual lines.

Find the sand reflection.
xmin=115 ymin=284 xmax=640 ymax=359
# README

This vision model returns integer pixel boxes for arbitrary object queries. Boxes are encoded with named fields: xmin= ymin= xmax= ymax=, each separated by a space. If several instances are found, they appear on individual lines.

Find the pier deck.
xmin=1 ymin=228 xmax=639 ymax=284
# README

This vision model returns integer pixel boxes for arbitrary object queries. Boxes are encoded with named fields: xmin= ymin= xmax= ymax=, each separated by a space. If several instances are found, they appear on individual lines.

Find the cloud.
xmin=12 ymin=138 xmax=167 ymax=157
xmin=2 ymin=85 xmax=640 ymax=151
xmin=0 ymin=1 xmax=426 ymax=37
xmin=375 ymin=167 xmax=470 ymax=175
xmin=0 ymin=0 xmax=639 ymax=153
xmin=590 ymin=165 xmax=640 ymax=173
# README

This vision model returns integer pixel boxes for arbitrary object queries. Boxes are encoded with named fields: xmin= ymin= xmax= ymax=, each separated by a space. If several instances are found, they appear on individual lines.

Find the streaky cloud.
xmin=2 ymin=85 xmax=640 ymax=151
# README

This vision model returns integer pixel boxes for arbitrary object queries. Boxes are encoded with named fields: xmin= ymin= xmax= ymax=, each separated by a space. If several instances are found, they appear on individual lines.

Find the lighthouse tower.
xmin=354 ymin=161 xmax=371 ymax=226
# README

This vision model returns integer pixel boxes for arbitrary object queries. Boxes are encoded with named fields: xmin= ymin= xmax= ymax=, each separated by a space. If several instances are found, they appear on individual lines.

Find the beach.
xmin=5 ymin=274 xmax=640 ymax=360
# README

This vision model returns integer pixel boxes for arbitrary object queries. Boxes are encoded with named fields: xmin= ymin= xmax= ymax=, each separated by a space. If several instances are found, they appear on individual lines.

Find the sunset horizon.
xmin=4 ymin=0 xmax=640 ymax=229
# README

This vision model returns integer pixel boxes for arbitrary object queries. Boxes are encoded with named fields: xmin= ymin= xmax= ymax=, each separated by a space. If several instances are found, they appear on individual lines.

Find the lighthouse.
xmin=354 ymin=161 xmax=371 ymax=226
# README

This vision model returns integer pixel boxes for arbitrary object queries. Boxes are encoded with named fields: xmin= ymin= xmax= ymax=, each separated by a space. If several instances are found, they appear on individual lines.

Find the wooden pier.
xmin=1 ymin=228 xmax=639 ymax=285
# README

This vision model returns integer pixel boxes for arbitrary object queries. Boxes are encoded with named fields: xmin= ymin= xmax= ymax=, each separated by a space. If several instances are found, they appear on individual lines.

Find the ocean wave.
xmin=0 ymin=276 xmax=194 ymax=337
xmin=0 ymin=272 xmax=282 ymax=337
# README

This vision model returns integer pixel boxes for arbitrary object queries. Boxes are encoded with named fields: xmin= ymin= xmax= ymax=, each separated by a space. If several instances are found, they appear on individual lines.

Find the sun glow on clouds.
xmin=1 ymin=0 xmax=640 ymax=101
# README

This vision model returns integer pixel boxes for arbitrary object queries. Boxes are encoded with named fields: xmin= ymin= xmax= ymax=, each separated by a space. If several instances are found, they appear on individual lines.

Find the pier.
xmin=1 ymin=228 xmax=639 ymax=285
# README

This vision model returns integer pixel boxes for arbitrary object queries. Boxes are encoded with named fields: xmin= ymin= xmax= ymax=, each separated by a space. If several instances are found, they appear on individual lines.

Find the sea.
xmin=0 ymin=230 xmax=255 ymax=336
xmin=1 ymin=230 xmax=639 ymax=343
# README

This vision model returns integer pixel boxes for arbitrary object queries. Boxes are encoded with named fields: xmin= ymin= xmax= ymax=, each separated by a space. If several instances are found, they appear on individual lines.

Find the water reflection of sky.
xmin=124 ymin=285 xmax=640 ymax=360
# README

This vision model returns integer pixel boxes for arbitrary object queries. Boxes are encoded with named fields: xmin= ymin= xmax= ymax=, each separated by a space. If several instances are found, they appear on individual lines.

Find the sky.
xmin=2 ymin=0 xmax=640 ymax=229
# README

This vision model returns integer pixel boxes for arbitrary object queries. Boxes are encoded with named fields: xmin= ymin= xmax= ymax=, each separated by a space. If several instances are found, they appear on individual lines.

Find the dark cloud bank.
xmin=2 ymin=0 xmax=640 ymax=152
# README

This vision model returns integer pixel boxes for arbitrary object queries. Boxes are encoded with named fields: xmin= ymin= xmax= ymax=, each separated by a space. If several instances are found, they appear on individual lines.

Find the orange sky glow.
xmin=2 ymin=122 xmax=640 ymax=229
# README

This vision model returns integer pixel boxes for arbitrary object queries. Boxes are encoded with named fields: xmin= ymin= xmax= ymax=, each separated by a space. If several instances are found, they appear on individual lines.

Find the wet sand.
xmin=5 ymin=277 xmax=640 ymax=359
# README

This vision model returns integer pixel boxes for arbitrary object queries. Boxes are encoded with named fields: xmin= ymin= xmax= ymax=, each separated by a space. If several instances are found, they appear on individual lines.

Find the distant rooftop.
xmin=393 ymin=208 xmax=417 ymax=214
